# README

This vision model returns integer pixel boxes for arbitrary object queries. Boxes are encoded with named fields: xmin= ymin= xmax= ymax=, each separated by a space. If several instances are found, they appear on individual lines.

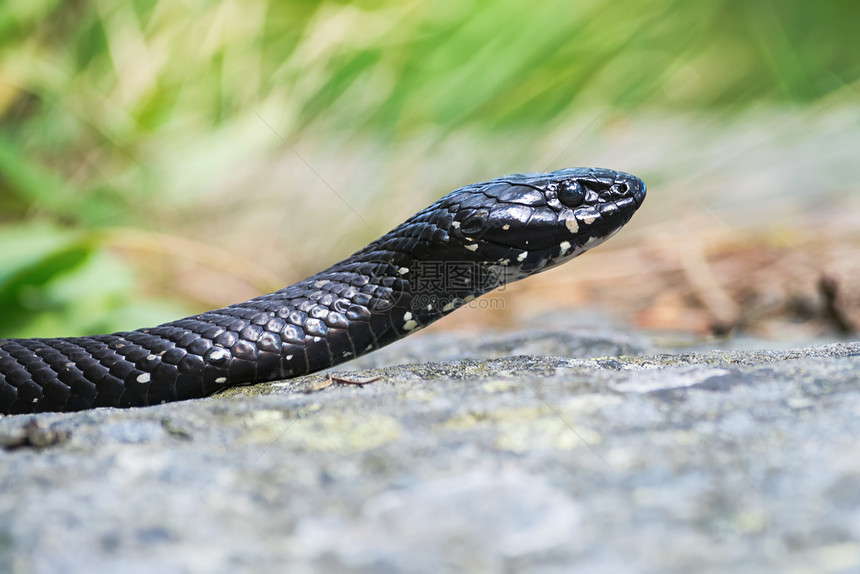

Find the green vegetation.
xmin=1 ymin=0 xmax=858 ymax=337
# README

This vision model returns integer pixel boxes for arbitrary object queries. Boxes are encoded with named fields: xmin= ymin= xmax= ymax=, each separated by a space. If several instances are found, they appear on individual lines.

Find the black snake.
xmin=0 ymin=167 xmax=645 ymax=414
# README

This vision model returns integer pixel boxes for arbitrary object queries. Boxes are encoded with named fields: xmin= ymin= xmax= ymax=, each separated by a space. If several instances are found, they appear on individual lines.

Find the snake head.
xmin=448 ymin=167 xmax=645 ymax=278
xmin=351 ymin=167 xmax=645 ymax=310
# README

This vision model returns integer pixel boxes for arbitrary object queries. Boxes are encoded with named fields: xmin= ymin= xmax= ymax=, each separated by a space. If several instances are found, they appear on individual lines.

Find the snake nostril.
xmin=611 ymin=182 xmax=629 ymax=194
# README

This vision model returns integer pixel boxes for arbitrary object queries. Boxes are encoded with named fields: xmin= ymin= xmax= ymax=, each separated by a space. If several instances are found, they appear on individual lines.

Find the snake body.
xmin=0 ymin=167 xmax=645 ymax=414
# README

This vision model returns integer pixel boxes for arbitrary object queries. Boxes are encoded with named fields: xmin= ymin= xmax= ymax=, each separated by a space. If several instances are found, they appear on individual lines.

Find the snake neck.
xmin=316 ymin=204 xmax=502 ymax=333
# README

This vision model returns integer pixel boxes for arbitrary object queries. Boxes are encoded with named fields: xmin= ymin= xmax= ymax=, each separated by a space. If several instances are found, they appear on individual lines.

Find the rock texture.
xmin=1 ymin=328 xmax=858 ymax=573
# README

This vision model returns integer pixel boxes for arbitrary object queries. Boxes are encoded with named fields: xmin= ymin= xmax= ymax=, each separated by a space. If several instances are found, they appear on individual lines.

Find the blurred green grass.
xmin=1 ymin=0 xmax=858 ymax=337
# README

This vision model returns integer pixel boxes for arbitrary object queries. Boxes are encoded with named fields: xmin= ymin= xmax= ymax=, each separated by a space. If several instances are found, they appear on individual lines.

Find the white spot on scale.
xmin=427 ymin=304 xmax=434 ymax=310
xmin=442 ymin=301 xmax=456 ymax=312
xmin=146 ymin=354 xmax=157 ymax=361
xmin=285 ymin=355 xmax=293 ymax=360
xmin=136 ymin=373 xmax=151 ymax=384
xmin=498 ymin=258 xmax=510 ymax=265
xmin=463 ymin=295 xmax=475 ymax=303
xmin=215 ymin=377 xmax=227 ymax=384
xmin=403 ymin=312 xmax=413 ymax=321
xmin=208 ymin=348 xmax=230 ymax=361
xmin=465 ymin=244 xmax=478 ymax=252
xmin=565 ymin=218 xmax=579 ymax=234
xmin=581 ymin=214 xmax=598 ymax=225
xmin=502 ymin=224 xmax=510 ymax=230
xmin=559 ymin=241 xmax=571 ymax=256
xmin=398 ymin=267 xmax=409 ymax=275
xmin=517 ymin=251 xmax=528 ymax=262
xmin=403 ymin=319 xmax=418 ymax=331
xmin=452 ymin=221 xmax=461 ymax=229
xmin=365 ymin=344 xmax=373 ymax=352
xmin=314 ymin=280 xmax=329 ymax=288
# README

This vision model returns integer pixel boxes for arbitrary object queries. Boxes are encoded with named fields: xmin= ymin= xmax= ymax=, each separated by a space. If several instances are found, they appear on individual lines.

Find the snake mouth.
xmin=480 ymin=195 xmax=641 ymax=254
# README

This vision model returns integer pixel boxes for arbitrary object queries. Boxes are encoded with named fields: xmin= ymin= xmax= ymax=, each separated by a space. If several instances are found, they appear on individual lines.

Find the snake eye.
xmin=459 ymin=209 xmax=489 ymax=235
xmin=557 ymin=181 xmax=585 ymax=208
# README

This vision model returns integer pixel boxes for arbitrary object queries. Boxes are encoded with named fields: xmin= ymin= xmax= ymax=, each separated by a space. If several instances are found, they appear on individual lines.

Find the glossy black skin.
xmin=0 ymin=167 xmax=645 ymax=414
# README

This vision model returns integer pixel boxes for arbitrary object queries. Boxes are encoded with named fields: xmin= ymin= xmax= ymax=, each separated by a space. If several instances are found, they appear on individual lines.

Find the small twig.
xmin=329 ymin=375 xmax=381 ymax=386
xmin=303 ymin=375 xmax=381 ymax=393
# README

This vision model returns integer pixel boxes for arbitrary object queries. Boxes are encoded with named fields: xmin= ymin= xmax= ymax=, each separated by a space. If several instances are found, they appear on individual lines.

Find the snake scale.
xmin=0 ymin=167 xmax=645 ymax=414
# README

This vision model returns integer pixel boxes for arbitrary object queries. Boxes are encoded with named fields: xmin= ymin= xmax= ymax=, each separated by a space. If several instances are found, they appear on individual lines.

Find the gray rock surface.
xmin=1 ymin=327 xmax=859 ymax=574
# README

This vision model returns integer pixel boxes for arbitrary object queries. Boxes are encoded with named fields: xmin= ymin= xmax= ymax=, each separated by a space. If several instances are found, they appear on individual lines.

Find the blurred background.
xmin=0 ymin=0 xmax=858 ymax=342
